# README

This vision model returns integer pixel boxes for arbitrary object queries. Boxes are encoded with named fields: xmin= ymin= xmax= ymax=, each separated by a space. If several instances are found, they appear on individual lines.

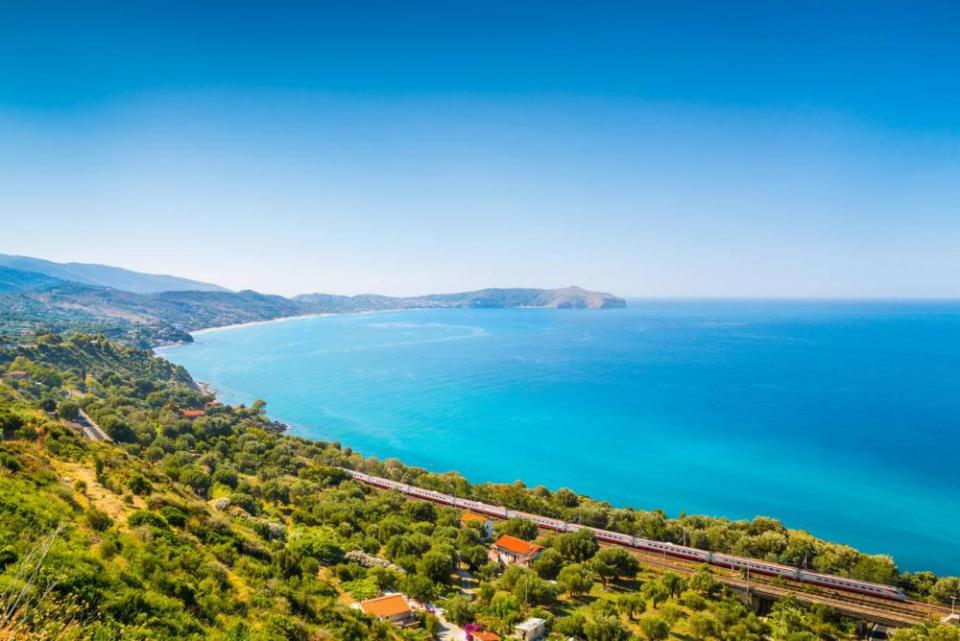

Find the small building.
xmin=180 ymin=409 xmax=206 ymax=419
xmin=514 ymin=617 xmax=546 ymax=641
xmin=359 ymin=594 xmax=417 ymax=627
xmin=460 ymin=512 xmax=494 ymax=540
xmin=469 ymin=631 xmax=501 ymax=641
xmin=2 ymin=370 xmax=28 ymax=379
xmin=490 ymin=534 xmax=543 ymax=566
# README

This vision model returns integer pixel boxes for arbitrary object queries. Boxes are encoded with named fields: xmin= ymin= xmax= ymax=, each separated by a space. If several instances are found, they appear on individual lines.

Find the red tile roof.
xmin=360 ymin=594 xmax=411 ymax=618
xmin=2 ymin=370 xmax=28 ymax=378
xmin=460 ymin=512 xmax=490 ymax=524
xmin=473 ymin=632 xmax=501 ymax=641
xmin=180 ymin=409 xmax=206 ymax=418
xmin=494 ymin=535 xmax=543 ymax=558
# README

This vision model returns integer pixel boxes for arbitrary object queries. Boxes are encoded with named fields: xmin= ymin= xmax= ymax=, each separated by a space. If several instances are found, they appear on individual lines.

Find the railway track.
xmin=347 ymin=469 xmax=947 ymax=627
xmin=603 ymin=541 xmax=934 ymax=626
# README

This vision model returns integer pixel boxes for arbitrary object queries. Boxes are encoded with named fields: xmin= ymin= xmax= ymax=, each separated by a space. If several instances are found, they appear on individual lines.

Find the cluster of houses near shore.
xmin=353 ymin=512 xmax=548 ymax=640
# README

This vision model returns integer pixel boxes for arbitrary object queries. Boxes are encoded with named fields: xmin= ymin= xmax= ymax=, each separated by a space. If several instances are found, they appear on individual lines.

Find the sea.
xmin=157 ymin=300 xmax=960 ymax=575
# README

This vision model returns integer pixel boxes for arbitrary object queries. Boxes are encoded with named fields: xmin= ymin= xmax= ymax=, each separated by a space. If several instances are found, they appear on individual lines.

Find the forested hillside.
xmin=0 ymin=259 xmax=625 ymax=347
xmin=0 ymin=334 xmax=957 ymax=641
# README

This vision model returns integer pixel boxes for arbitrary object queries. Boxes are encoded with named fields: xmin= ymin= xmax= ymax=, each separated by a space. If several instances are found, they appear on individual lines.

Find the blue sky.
xmin=1 ymin=1 xmax=958 ymax=297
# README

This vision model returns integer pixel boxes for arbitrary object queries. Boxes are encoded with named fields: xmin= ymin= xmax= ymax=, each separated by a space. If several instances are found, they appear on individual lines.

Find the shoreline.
xmin=186 ymin=312 xmax=334 ymax=338
xmin=155 ymin=306 xmax=462 ymax=352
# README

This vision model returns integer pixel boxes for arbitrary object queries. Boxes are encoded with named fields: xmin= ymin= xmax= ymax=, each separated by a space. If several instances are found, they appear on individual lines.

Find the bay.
xmin=158 ymin=300 xmax=960 ymax=575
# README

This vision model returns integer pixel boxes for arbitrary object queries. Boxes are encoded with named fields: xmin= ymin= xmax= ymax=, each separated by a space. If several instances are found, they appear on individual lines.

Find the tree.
xmin=57 ymin=401 xmax=79 ymax=420
xmin=128 ymin=473 xmax=152 ymax=496
xmin=554 ymin=614 xmax=587 ymax=638
xmin=590 ymin=547 xmax=639 ymax=588
xmin=932 ymin=577 xmax=960 ymax=604
xmin=419 ymin=548 xmax=457 ymax=585
xmin=688 ymin=613 xmax=716 ymax=641
xmin=617 ymin=593 xmax=646 ymax=620
xmin=212 ymin=465 xmax=239 ymax=489
xmin=555 ymin=487 xmax=580 ymax=507
xmin=532 ymin=548 xmax=564 ymax=580
xmin=404 ymin=500 xmax=437 ymax=523
xmin=499 ymin=564 xmax=529 ymax=591
xmin=442 ymin=595 xmax=474 ymax=625
xmin=402 ymin=574 xmax=436 ymax=603
xmin=640 ymin=616 xmax=671 ymax=641
xmin=558 ymin=563 xmax=594 ymax=599
xmin=289 ymin=528 xmax=344 ymax=565
xmin=512 ymin=573 xmax=555 ymax=606
xmin=554 ymin=529 xmax=599 ymax=562
xmin=584 ymin=615 xmax=630 ymax=641
xmin=689 ymin=568 xmax=721 ymax=597
xmin=662 ymin=572 xmax=686 ymax=598
xmin=179 ymin=465 xmax=211 ymax=496
xmin=496 ymin=518 xmax=538 ymax=541
xmin=460 ymin=544 xmax=489 ymax=571
xmin=642 ymin=579 xmax=670 ymax=607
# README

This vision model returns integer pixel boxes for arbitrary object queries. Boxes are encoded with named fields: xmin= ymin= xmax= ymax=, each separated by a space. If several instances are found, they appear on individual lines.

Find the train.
xmin=344 ymin=469 xmax=908 ymax=601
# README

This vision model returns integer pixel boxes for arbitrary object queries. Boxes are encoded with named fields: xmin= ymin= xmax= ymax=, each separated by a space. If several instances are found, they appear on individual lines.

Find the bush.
xmin=212 ymin=466 xmax=239 ymax=489
xmin=0 ymin=545 xmax=17 ymax=569
xmin=128 ymin=510 xmax=169 ymax=529
xmin=128 ymin=473 xmax=152 ymax=496
xmin=160 ymin=505 xmax=188 ymax=527
xmin=496 ymin=518 xmax=538 ymax=541
xmin=85 ymin=507 xmax=113 ymax=531
xmin=57 ymin=401 xmax=80 ymax=420
xmin=289 ymin=528 xmax=344 ymax=565
xmin=0 ymin=451 xmax=20 ymax=471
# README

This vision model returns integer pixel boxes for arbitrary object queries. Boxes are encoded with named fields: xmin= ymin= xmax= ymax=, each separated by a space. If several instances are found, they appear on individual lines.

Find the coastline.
xmin=185 ymin=312 xmax=334 ymax=338
xmin=156 ymin=302 xmax=960 ymax=576
xmin=159 ymin=306 xmax=438 ymax=349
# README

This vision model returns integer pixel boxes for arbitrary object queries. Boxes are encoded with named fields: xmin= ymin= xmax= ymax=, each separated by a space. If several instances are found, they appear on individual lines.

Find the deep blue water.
xmin=158 ymin=301 xmax=960 ymax=575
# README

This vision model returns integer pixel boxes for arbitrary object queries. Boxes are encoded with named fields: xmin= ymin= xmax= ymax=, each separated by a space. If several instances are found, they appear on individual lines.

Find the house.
xmin=490 ymin=535 xmax=543 ymax=566
xmin=469 ymin=631 xmax=501 ymax=641
xmin=460 ymin=512 xmax=494 ymax=540
xmin=359 ymin=594 xmax=417 ymax=627
xmin=514 ymin=617 xmax=546 ymax=641
xmin=2 ymin=370 xmax=28 ymax=379
xmin=180 ymin=409 xmax=206 ymax=419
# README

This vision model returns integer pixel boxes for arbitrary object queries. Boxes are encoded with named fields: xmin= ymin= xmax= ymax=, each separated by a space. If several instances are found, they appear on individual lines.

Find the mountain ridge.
xmin=0 ymin=259 xmax=625 ymax=346
xmin=0 ymin=253 xmax=229 ymax=294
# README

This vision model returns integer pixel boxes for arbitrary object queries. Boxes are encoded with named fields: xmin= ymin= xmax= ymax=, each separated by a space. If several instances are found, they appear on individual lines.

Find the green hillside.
xmin=0 ymin=259 xmax=625 ymax=347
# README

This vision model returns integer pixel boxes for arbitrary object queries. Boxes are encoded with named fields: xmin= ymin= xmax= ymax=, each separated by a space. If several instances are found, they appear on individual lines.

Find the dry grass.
xmin=0 ymin=526 xmax=79 ymax=641
xmin=55 ymin=460 xmax=144 ymax=522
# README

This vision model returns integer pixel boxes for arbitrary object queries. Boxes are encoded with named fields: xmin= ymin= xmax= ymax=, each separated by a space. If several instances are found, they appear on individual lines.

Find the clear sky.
xmin=2 ymin=1 xmax=959 ymax=297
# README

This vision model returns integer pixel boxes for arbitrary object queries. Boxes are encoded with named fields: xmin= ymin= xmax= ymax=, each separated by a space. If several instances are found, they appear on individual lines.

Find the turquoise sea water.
xmin=158 ymin=301 xmax=960 ymax=575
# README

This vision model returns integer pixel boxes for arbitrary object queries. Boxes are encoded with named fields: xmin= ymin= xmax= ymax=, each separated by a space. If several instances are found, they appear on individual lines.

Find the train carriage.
xmin=344 ymin=469 xmax=907 ymax=601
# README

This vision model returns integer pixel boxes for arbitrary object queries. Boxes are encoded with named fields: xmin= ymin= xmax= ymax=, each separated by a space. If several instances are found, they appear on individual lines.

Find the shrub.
xmin=160 ymin=505 xmax=188 ymax=527
xmin=128 ymin=510 xmax=169 ymax=529
xmin=85 ymin=507 xmax=113 ymax=531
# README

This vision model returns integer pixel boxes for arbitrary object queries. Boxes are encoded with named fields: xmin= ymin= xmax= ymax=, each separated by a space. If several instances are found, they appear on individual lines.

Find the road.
xmin=76 ymin=409 xmax=112 ymax=442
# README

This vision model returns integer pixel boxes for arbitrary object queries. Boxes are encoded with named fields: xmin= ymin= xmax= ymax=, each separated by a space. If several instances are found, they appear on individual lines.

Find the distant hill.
xmin=295 ymin=286 xmax=626 ymax=311
xmin=0 ymin=256 xmax=624 ymax=346
xmin=0 ymin=265 xmax=65 ymax=293
xmin=0 ymin=254 xmax=228 ymax=294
